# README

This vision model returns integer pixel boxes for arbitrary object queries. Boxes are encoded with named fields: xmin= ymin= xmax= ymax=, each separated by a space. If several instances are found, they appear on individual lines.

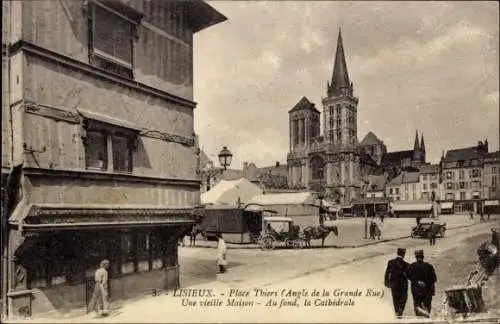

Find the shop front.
xmin=6 ymin=204 xmax=200 ymax=317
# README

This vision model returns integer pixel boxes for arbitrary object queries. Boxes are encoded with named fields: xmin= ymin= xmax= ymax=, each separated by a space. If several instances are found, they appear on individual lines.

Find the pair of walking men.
xmin=384 ymin=248 xmax=437 ymax=318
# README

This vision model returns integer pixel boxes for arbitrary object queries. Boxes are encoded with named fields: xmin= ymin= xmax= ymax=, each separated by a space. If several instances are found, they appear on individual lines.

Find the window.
xmin=431 ymin=182 xmax=437 ymax=189
xmin=412 ymin=192 xmax=416 ymax=200
xmin=89 ymin=5 xmax=135 ymax=78
xmin=395 ymin=188 xmax=399 ymax=194
xmin=446 ymin=193 xmax=454 ymax=200
xmin=446 ymin=182 xmax=453 ymax=190
xmin=86 ymin=130 xmax=108 ymax=170
xmin=446 ymin=171 xmax=453 ymax=180
xmin=389 ymin=188 xmax=393 ymax=194
xmin=493 ymin=167 xmax=497 ymax=173
xmin=422 ymin=174 xmax=428 ymax=181
xmin=423 ymin=184 xmax=427 ymax=190
xmin=459 ymin=181 xmax=467 ymax=189
xmin=493 ymin=177 xmax=497 ymax=186
xmin=396 ymin=196 xmax=400 ymax=201
xmin=430 ymin=174 xmax=437 ymax=180
xmin=84 ymin=120 xmax=135 ymax=173
xmin=336 ymin=104 xmax=341 ymax=115
xmin=459 ymin=192 xmax=466 ymax=200
xmin=471 ymin=169 xmax=481 ymax=178
xmin=459 ymin=170 xmax=465 ymax=180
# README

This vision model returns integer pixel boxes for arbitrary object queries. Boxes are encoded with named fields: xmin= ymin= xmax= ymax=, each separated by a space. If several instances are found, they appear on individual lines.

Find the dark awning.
xmin=188 ymin=1 xmax=227 ymax=33
xmin=9 ymin=202 xmax=201 ymax=232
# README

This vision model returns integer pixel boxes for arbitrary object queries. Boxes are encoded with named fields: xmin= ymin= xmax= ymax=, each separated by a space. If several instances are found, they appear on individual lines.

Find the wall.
xmin=22 ymin=56 xmax=197 ymax=180
xmin=25 ymin=175 xmax=198 ymax=207
xmin=21 ymin=0 xmax=194 ymax=100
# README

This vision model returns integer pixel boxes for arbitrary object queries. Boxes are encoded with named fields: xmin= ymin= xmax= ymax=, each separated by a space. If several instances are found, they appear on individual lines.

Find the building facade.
xmin=483 ymin=151 xmax=500 ymax=200
xmin=419 ymin=164 xmax=440 ymax=201
xmin=2 ymin=0 xmax=225 ymax=317
xmin=386 ymin=172 xmax=420 ymax=202
xmin=441 ymin=141 xmax=489 ymax=213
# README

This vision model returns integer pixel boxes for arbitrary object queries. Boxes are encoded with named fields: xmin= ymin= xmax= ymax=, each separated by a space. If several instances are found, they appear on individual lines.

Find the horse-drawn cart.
xmin=411 ymin=222 xmax=446 ymax=239
xmin=259 ymin=217 xmax=305 ymax=250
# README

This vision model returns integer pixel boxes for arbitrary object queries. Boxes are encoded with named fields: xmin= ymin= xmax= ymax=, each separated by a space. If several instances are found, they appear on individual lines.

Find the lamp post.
xmin=363 ymin=181 xmax=368 ymax=239
xmin=318 ymin=188 xmax=325 ymax=226
xmin=205 ymin=146 xmax=233 ymax=192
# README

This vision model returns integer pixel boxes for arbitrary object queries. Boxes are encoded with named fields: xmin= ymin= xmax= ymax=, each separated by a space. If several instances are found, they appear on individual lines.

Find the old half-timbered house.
xmin=1 ymin=0 xmax=226 ymax=317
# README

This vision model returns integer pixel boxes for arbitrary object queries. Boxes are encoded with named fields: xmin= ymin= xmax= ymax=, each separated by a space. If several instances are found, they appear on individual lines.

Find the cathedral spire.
xmin=420 ymin=134 xmax=425 ymax=152
xmin=413 ymin=130 xmax=420 ymax=151
xmin=329 ymin=28 xmax=350 ymax=96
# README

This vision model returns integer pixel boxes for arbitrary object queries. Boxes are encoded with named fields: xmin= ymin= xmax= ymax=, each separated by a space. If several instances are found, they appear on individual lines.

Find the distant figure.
xmin=487 ymin=212 xmax=491 ymax=220
xmin=408 ymin=250 xmax=437 ymax=318
xmin=470 ymin=212 xmax=474 ymax=220
xmin=369 ymin=221 xmax=376 ymax=239
xmin=428 ymin=222 xmax=437 ymax=245
xmin=380 ymin=213 xmax=385 ymax=223
xmin=416 ymin=217 xmax=421 ymax=225
xmin=374 ymin=223 xmax=381 ymax=240
xmin=491 ymin=228 xmax=499 ymax=249
xmin=88 ymin=260 xmax=110 ymax=317
xmin=216 ymin=233 xmax=228 ymax=274
xmin=384 ymin=248 xmax=409 ymax=317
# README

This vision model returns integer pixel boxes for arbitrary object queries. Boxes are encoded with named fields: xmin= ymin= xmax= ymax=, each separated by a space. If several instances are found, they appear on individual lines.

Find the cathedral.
xmin=287 ymin=30 xmax=425 ymax=204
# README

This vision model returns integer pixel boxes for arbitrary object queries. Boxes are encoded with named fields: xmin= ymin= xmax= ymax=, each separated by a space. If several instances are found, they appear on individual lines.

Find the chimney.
xmin=275 ymin=161 xmax=280 ymax=167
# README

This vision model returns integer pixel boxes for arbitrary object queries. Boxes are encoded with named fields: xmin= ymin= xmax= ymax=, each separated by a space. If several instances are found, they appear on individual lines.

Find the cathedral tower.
xmin=321 ymin=29 xmax=361 ymax=203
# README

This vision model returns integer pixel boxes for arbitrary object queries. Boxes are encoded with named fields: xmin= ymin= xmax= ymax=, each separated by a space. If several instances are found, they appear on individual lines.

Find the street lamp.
xmin=318 ymin=189 xmax=325 ymax=226
xmin=218 ymin=146 xmax=233 ymax=171
xmin=363 ymin=181 xmax=368 ymax=239
xmin=206 ymin=146 xmax=233 ymax=191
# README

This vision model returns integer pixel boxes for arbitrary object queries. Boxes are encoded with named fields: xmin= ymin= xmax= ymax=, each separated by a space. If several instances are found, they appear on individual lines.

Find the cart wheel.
xmin=261 ymin=235 xmax=275 ymax=250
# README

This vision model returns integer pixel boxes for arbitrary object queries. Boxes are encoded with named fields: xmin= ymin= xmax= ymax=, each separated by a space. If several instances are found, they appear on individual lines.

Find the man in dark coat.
xmin=408 ymin=250 xmax=437 ymax=317
xmin=384 ymin=248 xmax=409 ymax=317
xmin=428 ymin=222 xmax=437 ymax=245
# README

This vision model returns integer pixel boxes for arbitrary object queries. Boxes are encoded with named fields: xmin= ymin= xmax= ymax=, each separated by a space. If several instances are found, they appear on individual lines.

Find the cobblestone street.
xmin=11 ymin=217 xmax=498 ymax=323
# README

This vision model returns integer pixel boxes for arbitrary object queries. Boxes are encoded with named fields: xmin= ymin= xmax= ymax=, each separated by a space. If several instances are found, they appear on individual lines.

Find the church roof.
xmin=419 ymin=164 xmax=440 ymax=174
xmin=359 ymin=131 xmax=383 ymax=146
xmin=288 ymin=96 xmax=320 ymax=113
xmin=330 ymin=29 xmax=350 ymax=93
xmin=443 ymin=146 xmax=485 ymax=162
xmin=381 ymin=150 xmax=414 ymax=166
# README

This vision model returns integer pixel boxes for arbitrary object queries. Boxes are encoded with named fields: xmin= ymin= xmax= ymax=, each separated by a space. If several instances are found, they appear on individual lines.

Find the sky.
xmin=193 ymin=1 xmax=499 ymax=169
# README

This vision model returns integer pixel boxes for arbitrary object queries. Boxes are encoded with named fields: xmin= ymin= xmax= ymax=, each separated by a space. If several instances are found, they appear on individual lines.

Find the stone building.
xmin=419 ymin=164 xmax=440 ymax=201
xmin=441 ymin=140 xmax=489 ymax=213
xmin=286 ymin=29 xmax=426 ymax=204
xmin=1 ymin=0 xmax=225 ymax=317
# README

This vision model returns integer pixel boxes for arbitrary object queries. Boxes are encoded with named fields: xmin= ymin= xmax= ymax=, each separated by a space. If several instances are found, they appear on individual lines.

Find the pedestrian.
xmin=369 ymin=221 xmax=376 ymax=239
xmin=416 ymin=217 xmax=421 ymax=225
xmin=491 ymin=228 xmax=499 ymax=249
xmin=487 ymin=212 xmax=490 ymax=220
xmin=380 ymin=213 xmax=385 ymax=223
xmin=470 ymin=212 xmax=473 ymax=220
xmin=384 ymin=248 xmax=409 ymax=317
xmin=216 ymin=233 xmax=228 ymax=274
xmin=88 ymin=259 xmax=110 ymax=317
xmin=408 ymin=250 xmax=437 ymax=318
xmin=428 ymin=222 xmax=437 ymax=246
xmin=374 ymin=223 xmax=381 ymax=240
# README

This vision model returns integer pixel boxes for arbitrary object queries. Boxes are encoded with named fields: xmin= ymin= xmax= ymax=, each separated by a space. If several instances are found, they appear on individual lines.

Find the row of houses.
xmin=366 ymin=141 xmax=499 ymax=214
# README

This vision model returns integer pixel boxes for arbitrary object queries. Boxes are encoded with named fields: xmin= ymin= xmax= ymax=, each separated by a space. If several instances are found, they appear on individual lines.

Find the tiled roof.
xmin=388 ymin=173 xmax=404 ymax=186
xmin=199 ymin=150 xmax=212 ymax=167
xmin=289 ymin=96 xmax=320 ymax=113
xmin=381 ymin=150 xmax=414 ymax=166
xmin=443 ymin=146 xmax=485 ymax=162
xmin=419 ymin=164 xmax=440 ymax=174
xmin=359 ymin=131 xmax=383 ymax=146
xmin=402 ymin=172 xmax=420 ymax=183
xmin=367 ymin=175 xmax=387 ymax=192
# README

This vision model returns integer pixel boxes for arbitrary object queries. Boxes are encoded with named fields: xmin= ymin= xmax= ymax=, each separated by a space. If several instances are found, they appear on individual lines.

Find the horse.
xmin=188 ymin=226 xmax=206 ymax=247
xmin=302 ymin=225 xmax=339 ymax=248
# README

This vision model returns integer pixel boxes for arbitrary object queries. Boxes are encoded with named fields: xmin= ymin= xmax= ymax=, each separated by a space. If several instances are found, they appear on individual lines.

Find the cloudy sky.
xmin=193 ymin=1 xmax=499 ymax=169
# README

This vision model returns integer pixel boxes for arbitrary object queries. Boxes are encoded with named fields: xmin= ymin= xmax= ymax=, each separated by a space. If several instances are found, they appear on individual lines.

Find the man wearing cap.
xmin=384 ymin=248 xmax=410 ymax=317
xmin=408 ymin=250 xmax=437 ymax=318
xmin=88 ymin=259 xmax=110 ymax=316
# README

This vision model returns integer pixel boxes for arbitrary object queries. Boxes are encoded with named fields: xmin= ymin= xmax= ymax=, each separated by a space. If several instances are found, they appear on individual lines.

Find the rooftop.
xmin=359 ymin=131 xmax=384 ymax=146
xmin=419 ymin=164 xmax=440 ymax=174
xmin=444 ymin=146 xmax=487 ymax=162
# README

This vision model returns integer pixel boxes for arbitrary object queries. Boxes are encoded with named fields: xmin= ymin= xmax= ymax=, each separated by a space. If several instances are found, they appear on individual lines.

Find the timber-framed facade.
xmin=1 ymin=0 xmax=226 ymax=317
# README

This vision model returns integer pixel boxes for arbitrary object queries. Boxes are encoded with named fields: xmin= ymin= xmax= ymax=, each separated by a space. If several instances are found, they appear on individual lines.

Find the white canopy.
xmin=392 ymin=202 xmax=433 ymax=212
xmin=201 ymin=178 xmax=262 ymax=206
xmin=247 ymin=192 xmax=315 ymax=206
xmin=440 ymin=202 xmax=454 ymax=209
xmin=484 ymin=200 xmax=499 ymax=206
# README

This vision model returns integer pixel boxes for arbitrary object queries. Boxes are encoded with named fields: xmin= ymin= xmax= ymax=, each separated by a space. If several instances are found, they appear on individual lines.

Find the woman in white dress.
xmin=217 ymin=233 xmax=228 ymax=273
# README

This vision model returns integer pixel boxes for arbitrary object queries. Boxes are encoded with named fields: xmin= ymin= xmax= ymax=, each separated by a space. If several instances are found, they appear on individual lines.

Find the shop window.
xmin=121 ymin=232 xmax=136 ymax=274
xmin=150 ymin=230 xmax=164 ymax=270
xmin=136 ymin=232 xmax=150 ymax=272
xmin=89 ymin=4 xmax=134 ymax=78
xmin=84 ymin=120 xmax=136 ymax=173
